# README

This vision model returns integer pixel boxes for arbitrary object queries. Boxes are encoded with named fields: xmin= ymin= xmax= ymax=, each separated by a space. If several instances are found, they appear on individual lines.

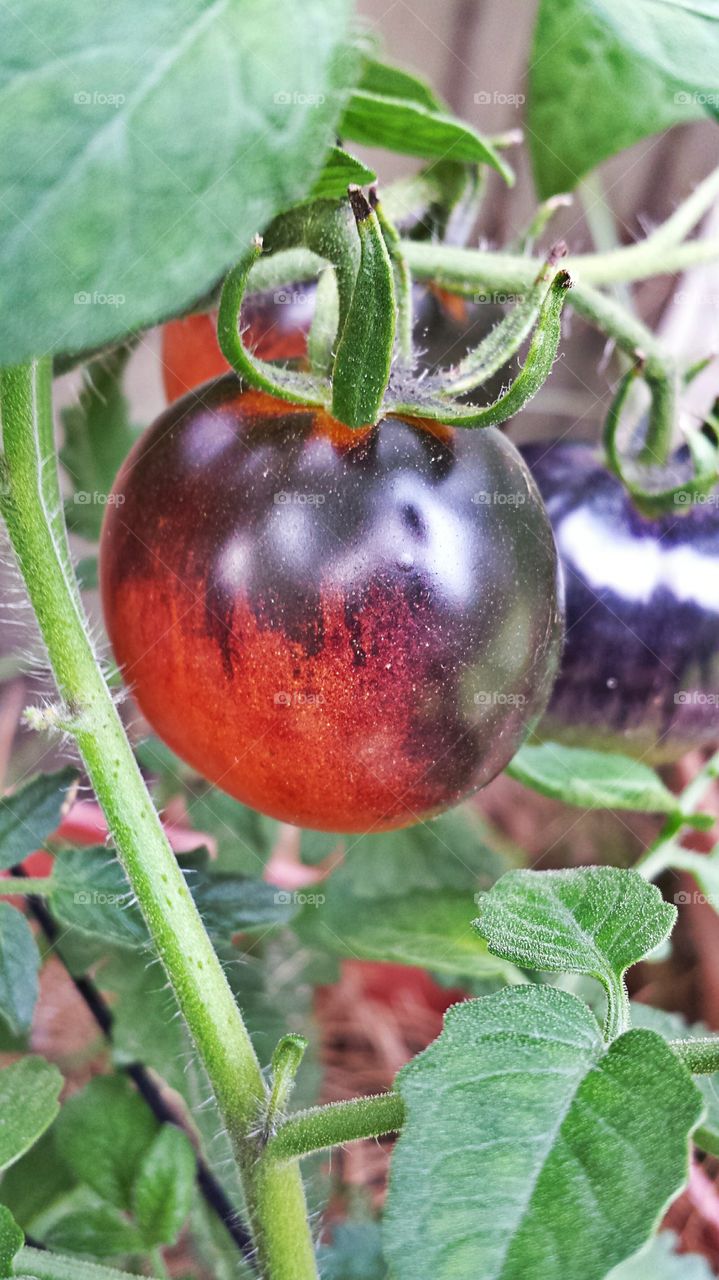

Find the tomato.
xmin=521 ymin=440 xmax=719 ymax=761
xmin=161 ymin=287 xmax=316 ymax=402
xmin=161 ymin=287 xmax=503 ymax=404
xmin=101 ymin=378 xmax=562 ymax=831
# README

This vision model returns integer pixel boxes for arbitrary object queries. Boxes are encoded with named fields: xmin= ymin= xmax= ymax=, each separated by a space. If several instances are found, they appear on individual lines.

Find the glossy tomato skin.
xmin=161 ymin=287 xmax=316 ymax=402
xmin=522 ymin=440 xmax=719 ymax=761
xmin=101 ymin=378 xmax=562 ymax=831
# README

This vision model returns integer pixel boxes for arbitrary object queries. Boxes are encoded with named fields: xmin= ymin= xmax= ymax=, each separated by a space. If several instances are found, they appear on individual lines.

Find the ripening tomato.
xmin=101 ymin=378 xmax=562 ymax=831
xmin=522 ymin=440 xmax=719 ymax=761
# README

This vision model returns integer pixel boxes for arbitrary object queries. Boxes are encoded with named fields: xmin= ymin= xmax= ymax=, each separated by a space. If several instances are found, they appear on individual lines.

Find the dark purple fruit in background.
xmin=521 ymin=440 xmax=719 ymax=762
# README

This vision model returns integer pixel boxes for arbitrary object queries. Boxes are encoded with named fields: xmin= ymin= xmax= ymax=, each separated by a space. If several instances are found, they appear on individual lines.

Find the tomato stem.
xmin=0 ymin=358 xmax=319 ymax=1280
xmin=265 ymin=1092 xmax=405 ymax=1163
xmin=669 ymin=1038 xmax=719 ymax=1074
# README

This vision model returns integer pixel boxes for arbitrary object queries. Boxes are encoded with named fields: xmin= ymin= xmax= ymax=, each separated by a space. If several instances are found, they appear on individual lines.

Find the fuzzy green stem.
xmin=670 ymin=1038 xmax=719 ymax=1074
xmin=149 ymin=1248 xmax=170 ymax=1280
xmin=16 ymin=1248 xmax=163 ymax=1280
xmin=0 ymin=876 xmax=54 ymax=895
xmin=605 ymin=980 xmax=631 ymax=1042
xmin=636 ymin=750 xmax=719 ymax=881
xmin=578 ymin=171 xmax=635 ymax=314
xmin=403 ymin=235 xmax=719 ymax=292
xmin=266 ymin=1092 xmax=406 ymax=1163
xmin=0 ymin=359 xmax=317 ymax=1280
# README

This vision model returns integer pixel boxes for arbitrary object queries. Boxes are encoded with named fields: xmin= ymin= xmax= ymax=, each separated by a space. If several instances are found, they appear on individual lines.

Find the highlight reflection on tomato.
xmin=522 ymin=440 xmax=719 ymax=761
xmin=101 ymin=377 xmax=563 ymax=831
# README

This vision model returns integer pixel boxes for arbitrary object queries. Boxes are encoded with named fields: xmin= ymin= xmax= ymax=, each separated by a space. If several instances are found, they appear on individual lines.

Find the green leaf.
xmin=54 ymin=1076 xmax=158 ymax=1212
xmin=0 ymin=1131 xmax=77 ymax=1234
xmin=43 ymin=1201 xmax=145 ymax=1258
xmin=0 ymin=1058 xmax=63 ymax=1172
xmin=631 ymin=1003 xmax=719 ymax=1159
xmin=61 ymin=350 xmax=140 ymax=541
xmin=336 ymin=807 xmax=509 ymax=898
xmin=609 ymin=1232 xmax=715 ymax=1279
xmin=191 ymin=867 xmax=297 ymax=936
xmin=0 ymin=0 xmax=355 ymax=366
xmin=50 ymin=846 xmax=144 ymax=949
xmin=474 ymin=867 xmax=675 ymax=1034
xmin=529 ymin=0 xmax=719 ymax=197
xmin=318 ymin=1221 xmax=387 ymax=1278
xmin=0 ymin=904 xmax=40 ymax=1035
xmin=100 ymin=951 xmax=189 ymax=1096
xmin=299 ymin=828 xmax=342 ymax=866
xmin=132 ymin=1125 xmax=195 ymax=1248
xmin=0 ymin=768 xmax=76 ymax=870
xmin=51 ymin=844 xmax=292 ymax=948
xmin=341 ymin=91 xmax=512 ymax=182
xmin=186 ymin=786 xmax=278 ymax=875
xmin=507 ymin=742 xmax=683 ymax=814
xmin=295 ymin=808 xmax=516 ymax=981
xmin=357 ymin=57 xmax=441 ymax=112
xmin=310 ymin=147 xmax=376 ymax=200
xmin=0 ymin=1206 xmax=23 ymax=1278
xmin=384 ymin=986 xmax=702 ymax=1280
xmin=297 ymin=888 xmax=518 ymax=982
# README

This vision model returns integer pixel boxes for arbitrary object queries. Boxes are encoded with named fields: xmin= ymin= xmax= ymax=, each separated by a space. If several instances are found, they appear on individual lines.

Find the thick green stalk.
xmin=0 ymin=359 xmax=317 ymax=1280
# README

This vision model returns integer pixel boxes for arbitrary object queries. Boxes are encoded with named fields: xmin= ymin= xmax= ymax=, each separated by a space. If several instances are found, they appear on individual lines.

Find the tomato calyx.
xmin=217 ymin=188 xmax=573 ymax=434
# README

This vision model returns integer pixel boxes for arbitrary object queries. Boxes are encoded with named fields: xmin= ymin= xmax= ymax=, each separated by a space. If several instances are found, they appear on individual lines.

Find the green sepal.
xmin=387 ymin=268 xmax=572 ymax=428
xmin=331 ymin=188 xmax=397 ymax=428
xmin=440 ymin=243 xmax=567 ymax=396
xmin=217 ymin=237 xmax=328 ymax=410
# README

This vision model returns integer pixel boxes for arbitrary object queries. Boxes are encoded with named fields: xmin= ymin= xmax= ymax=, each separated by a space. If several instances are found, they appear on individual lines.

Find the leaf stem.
xmin=0 ymin=876 xmax=54 ymax=895
xmin=670 ymin=1037 xmax=719 ymax=1075
xmin=636 ymin=751 xmax=719 ymax=881
xmin=0 ymin=358 xmax=317 ymax=1280
xmin=17 ymin=1248 xmax=163 ymax=1280
xmin=266 ymin=1092 xmax=405 ymax=1163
